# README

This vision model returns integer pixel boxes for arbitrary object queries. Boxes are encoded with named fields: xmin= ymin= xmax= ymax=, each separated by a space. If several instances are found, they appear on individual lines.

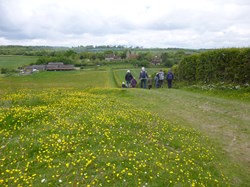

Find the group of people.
xmin=122 ymin=67 xmax=174 ymax=89
xmin=122 ymin=70 xmax=137 ymax=88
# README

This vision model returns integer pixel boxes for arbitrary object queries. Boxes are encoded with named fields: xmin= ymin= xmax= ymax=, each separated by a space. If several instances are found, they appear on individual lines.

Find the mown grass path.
xmin=116 ymin=87 xmax=250 ymax=186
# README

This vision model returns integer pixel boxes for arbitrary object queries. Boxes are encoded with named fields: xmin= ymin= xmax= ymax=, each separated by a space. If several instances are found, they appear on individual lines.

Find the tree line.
xmin=0 ymin=45 xmax=196 ymax=68
xmin=34 ymin=50 xmax=191 ymax=68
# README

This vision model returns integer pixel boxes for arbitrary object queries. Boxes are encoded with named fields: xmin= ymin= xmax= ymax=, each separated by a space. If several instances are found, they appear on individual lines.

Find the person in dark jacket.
xmin=125 ymin=70 xmax=133 ymax=88
xmin=139 ymin=67 xmax=148 ymax=89
xmin=166 ymin=70 xmax=174 ymax=88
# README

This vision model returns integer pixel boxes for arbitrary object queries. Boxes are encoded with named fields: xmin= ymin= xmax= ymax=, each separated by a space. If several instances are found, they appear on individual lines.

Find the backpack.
xmin=141 ymin=71 xmax=146 ymax=79
xmin=159 ymin=72 xmax=164 ymax=80
xmin=167 ymin=72 xmax=173 ymax=80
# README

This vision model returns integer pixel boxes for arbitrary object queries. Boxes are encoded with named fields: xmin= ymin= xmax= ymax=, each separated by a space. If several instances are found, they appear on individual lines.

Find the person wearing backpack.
xmin=125 ymin=70 xmax=133 ymax=88
xmin=158 ymin=69 xmax=165 ymax=88
xmin=139 ymin=67 xmax=148 ymax=89
xmin=166 ymin=70 xmax=174 ymax=88
xmin=154 ymin=73 xmax=160 ymax=88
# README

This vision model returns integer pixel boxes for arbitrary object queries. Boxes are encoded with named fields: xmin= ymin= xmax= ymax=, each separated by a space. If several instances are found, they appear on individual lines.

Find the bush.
xmin=1 ymin=68 xmax=8 ymax=74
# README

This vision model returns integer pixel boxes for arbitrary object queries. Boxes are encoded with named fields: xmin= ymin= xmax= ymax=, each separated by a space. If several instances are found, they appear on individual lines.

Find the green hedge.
xmin=175 ymin=48 xmax=250 ymax=84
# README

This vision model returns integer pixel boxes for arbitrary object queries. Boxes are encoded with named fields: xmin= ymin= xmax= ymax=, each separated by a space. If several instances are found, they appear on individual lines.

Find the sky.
xmin=0 ymin=0 xmax=250 ymax=49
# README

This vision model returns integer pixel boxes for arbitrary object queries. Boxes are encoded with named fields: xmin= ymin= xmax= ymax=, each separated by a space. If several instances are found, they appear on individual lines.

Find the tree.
xmin=64 ymin=50 xmax=76 ymax=57
xmin=161 ymin=52 xmax=173 ymax=67
xmin=137 ymin=52 xmax=153 ymax=61
xmin=120 ymin=50 xmax=127 ymax=59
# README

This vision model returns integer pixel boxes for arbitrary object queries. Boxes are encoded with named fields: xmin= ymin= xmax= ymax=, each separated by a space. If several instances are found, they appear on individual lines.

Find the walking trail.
xmin=118 ymin=88 xmax=250 ymax=185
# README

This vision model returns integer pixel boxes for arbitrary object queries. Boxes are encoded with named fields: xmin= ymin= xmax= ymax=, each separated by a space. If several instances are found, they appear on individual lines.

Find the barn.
xmin=46 ymin=62 xmax=75 ymax=71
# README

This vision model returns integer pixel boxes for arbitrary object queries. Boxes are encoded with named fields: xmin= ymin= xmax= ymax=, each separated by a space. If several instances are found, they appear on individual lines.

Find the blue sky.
xmin=0 ymin=0 xmax=250 ymax=48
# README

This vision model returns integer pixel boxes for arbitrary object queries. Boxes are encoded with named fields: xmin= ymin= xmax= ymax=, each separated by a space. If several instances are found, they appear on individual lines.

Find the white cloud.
xmin=0 ymin=0 xmax=250 ymax=48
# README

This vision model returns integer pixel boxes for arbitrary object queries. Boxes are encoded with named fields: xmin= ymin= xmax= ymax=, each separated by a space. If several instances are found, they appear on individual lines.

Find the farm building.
xmin=104 ymin=54 xmax=121 ymax=61
xmin=126 ymin=53 xmax=138 ymax=59
xmin=24 ymin=65 xmax=46 ymax=72
xmin=151 ymin=56 xmax=162 ymax=65
xmin=24 ymin=62 xmax=75 ymax=73
xmin=46 ymin=62 xmax=75 ymax=71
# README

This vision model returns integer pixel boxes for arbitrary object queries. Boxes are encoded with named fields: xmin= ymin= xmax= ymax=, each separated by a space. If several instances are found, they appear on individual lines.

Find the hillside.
xmin=0 ymin=67 xmax=249 ymax=186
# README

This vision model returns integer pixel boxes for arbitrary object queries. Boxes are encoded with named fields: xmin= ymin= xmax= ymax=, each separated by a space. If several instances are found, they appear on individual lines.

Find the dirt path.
xmin=118 ymin=88 xmax=250 ymax=185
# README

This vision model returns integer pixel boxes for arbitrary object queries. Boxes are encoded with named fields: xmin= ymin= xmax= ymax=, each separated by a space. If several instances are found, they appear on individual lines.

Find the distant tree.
xmin=104 ymin=50 xmax=113 ymax=55
xmin=64 ymin=50 xmax=76 ymax=57
xmin=91 ymin=54 xmax=97 ymax=60
xmin=138 ymin=60 xmax=150 ymax=68
xmin=161 ymin=52 xmax=173 ymax=67
xmin=119 ymin=51 xmax=127 ymax=59
xmin=130 ymin=59 xmax=139 ymax=67
xmin=79 ymin=52 xmax=92 ymax=60
xmin=36 ymin=57 xmax=47 ymax=65
xmin=137 ymin=52 xmax=153 ymax=61
xmin=175 ymin=50 xmax=186 ymax=57
xmin=96 ymin=53 xmax=105 ymax=60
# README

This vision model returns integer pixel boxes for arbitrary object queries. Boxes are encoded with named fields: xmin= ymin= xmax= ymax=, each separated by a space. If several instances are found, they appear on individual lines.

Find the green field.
xmin=0 ymin=58 xmax=249 ymax=186
xmin=0 ymin=55 xmax=38 ymax=69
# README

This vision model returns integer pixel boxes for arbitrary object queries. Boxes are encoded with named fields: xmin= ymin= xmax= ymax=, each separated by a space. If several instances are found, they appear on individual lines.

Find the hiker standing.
xmin=147 ymin=75 xmax=153 ymax=89
xmin=158 ymin=69 xmax=165 ymax=88
xmin=166 ymin=70 xmax=174 ymax=88
xmin=125 ymin=70 xmax=133 ymax=88
xmin=139 ymin=67 xmax=148 ymax=89
xmin=154 ymin=73 xmax=159 ymax=88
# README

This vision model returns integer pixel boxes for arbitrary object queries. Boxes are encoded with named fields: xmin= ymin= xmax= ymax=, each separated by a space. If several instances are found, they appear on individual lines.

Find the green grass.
xmin=0 ymin=88 xmax=230 ymax=186
xmin=173 ymin=82 xmax=250 ymax=102
xmin=0 ymin=56 xmax=249 ymax=186
xmin=0 ymin=55 xmax=38 ymax=69
xmin=117 ymin=88 xmax=250 ymax=186
xmin=0 ymin=70 xmax=109 ymax=89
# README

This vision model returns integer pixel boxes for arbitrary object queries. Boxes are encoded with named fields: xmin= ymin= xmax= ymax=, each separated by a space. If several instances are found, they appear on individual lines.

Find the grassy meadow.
xmin=0 ymin=70 xmax=110 ymax=89
xmin=0 ymin=55 xmax=38 ymax=69
xmin=0 ymin=56 xmax=249 ymax=186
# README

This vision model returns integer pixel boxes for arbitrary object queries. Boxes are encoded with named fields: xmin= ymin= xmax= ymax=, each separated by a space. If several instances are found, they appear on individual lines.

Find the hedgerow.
xmin=176 ymin=48 xmax=250 ymax=84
